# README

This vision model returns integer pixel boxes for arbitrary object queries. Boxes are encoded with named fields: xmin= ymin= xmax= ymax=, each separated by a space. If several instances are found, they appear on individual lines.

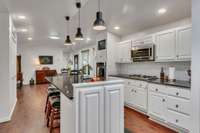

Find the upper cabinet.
xmin=176 ymin=26 xmax=192 ymax=60
xmin=155 ymin=25 xmax=192 ymax=62
xmin=116 ymin=40 xmax=132 ymax=63
xmin=156 ymin=29 xmax=176 ymax=61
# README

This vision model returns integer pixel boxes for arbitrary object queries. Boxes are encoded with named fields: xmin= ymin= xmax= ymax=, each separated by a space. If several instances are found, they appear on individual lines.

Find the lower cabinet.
xmin=148 ymin=92 xmax=167 ymax=121
xmin=79 ymin=87 xmax=104 ymax=133
xmin=124 ymin=85 xmax=147 ymax=112
xmin=148 ymin=83 xmax=191 ymax=132
xmin=79 ymin=84 xmax=124 ymax=133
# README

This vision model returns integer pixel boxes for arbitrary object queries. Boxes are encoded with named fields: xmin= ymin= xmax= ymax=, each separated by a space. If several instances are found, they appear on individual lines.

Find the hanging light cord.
xmin=79 ymin=8 xmax=80 ymax=27
xmin=98 ymin=0 xmax=100 ymax=11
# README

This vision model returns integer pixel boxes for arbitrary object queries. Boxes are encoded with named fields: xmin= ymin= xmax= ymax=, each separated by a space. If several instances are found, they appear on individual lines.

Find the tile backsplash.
xmin=117 ymin=61 xmax=191 ymax=81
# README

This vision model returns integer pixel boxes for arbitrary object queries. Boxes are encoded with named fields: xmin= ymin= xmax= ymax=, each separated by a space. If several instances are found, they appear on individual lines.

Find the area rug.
xmin=125 ymin=128 xmax=132 ymax=133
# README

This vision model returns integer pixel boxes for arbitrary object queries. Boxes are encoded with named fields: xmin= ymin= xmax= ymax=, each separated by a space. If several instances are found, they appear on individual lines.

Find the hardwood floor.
xmin=0 ymin=84 xmax=176 ymax=133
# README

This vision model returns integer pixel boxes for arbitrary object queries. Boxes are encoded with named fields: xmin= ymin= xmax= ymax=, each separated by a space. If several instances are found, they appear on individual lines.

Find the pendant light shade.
xmin=93 ymin=0 xmax=106 ymax=31
xmin=75 ymin=2 xmax=84 ymax=41
xmin=65 ymin=35 xmax=72 ymax=45
xmin=64 ymin=16 xmax=72 ymax=45
xmin=93 ymin=11 xmax=106 ymax=30
xmin=75 ymin=27 xmax=84 ymax=41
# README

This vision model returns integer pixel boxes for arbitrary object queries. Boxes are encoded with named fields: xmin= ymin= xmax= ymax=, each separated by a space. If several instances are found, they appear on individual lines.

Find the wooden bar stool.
xmin=46 ymin=96 xmax=60 ymax=133
xmin=45 ymin=86 xmax=60 ymax=113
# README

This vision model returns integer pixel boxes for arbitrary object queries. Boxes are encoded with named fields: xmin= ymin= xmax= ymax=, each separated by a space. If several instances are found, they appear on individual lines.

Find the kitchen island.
xmin=47 ymin=74 xmax=124 ymax=133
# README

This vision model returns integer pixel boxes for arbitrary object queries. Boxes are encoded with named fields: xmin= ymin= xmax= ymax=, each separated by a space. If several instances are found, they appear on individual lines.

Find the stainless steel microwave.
xmin=131 ymin=44 xmax=155 ymax=62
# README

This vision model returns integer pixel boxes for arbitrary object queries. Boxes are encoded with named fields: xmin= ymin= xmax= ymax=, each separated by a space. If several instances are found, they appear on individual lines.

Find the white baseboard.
xmin=0 ymin=99 xmax=17 ymax=123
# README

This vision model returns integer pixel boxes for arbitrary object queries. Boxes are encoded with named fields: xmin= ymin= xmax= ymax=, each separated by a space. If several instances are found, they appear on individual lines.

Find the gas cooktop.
xmin=128 ymin=74 xmax=158 ymax=81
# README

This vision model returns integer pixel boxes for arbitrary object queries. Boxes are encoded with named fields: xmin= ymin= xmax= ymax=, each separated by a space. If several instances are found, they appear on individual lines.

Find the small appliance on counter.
xmin=160 ymin=67 xmax=165 ymax=81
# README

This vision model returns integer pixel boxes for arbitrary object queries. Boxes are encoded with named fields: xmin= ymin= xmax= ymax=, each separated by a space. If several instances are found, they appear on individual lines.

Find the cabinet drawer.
xmin=167 ymin=86 xmax=190 ymax=99
xmin=167 ymin=96 xmax=191 ymax=115
xmin=167 ymin=109 xmax=190 ymax=130
xmin=126 ymin=79 xmax=147 ymax=88
xmin=148 ymin=84 xmax=167 ymax=94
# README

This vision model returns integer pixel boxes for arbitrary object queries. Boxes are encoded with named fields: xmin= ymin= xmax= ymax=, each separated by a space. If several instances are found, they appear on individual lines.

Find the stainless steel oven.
xmin=131 ymin=44 xmax=155 ymax=62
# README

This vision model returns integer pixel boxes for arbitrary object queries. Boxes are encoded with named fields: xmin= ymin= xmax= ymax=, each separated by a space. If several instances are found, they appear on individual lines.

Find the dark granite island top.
xmin=46 ymin=74 xmax=124 ymax=100
xmin=110 ymin=74 xmax=191 ymax=89
xmin=46 ymin=74 xmax=91 ymax=100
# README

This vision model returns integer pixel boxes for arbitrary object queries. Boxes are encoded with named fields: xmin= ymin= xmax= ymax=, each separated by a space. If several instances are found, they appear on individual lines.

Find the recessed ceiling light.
xmin=158 ymin=8 xmax=167 ymax=14
xmin=86 ymin=37 xmax=91 ymax=41
xmin=49 ymin=36 xmax=60 ymax=40
xmin=19 ymin=28 xmax=28 ymax=32
xmin=114 ymin=26 xmax=120 ymax=30
xmin=18 ymin=15 xmax=26 ymax=20
xmin=27 ymin=37 xmax=32 ymax=40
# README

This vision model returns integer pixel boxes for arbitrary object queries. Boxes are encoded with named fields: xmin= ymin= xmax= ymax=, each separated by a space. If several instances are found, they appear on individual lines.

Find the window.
xmin=81 ymin=50 xmax=90 ymax=75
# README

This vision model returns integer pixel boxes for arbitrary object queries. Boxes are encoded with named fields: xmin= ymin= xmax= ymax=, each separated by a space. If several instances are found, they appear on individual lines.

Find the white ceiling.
xmin=1 ymin=0 xmax=191 ymax=50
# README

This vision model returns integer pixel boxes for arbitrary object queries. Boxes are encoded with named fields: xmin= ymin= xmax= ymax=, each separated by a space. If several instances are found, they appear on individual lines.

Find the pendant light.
xmin=75 ymin=2 xmax=84 ymax=41
xmin=64 ymin=16 xmax=72 ymax=45
xmin=93 ymin=0 xmax=106 ymax=30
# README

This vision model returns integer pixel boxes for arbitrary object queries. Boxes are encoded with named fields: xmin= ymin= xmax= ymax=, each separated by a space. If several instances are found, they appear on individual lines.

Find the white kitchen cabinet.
xmin=156 ymin=29 xmax=176 ymax=61
xmin=132 ymin=36 xmax=154 ymax=46
xmin=123 ymin=79 xmax=148 ymax=113
xmin=176 ymin=26 xmax=192 ymax=60
xmin=149 ymin=92 xmax=167 ymax=121
xmin=134 ymin=87 xmax=147 ymax=111
xmin=116 ymin=40 xmax=132 ymax=63
xmin=79 ymin=86 xmax=104 ymax=133
xmin=105 ymin=84 xmax=124 ymax=133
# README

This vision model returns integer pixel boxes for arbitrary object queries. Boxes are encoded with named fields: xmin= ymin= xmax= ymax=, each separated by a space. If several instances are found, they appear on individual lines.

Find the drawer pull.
xmin=175 ymin=119 xmax=179 ymax=123
xmin=135 ymin=90 xmax=137 ymax=93
xmin=131 ymin=89 xmax=134 ymax=92
xmin=155 ymin=88 xmax=158 ymax=92
xmin=176 ymin=92 xmax=179 ymax=96
xmin=162 ymin=99 xmax=165 ymax=102
xmin=175 ymin=104 xmax=179 ymax=108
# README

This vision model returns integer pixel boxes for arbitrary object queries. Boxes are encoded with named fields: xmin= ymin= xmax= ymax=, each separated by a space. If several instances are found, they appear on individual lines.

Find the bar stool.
xmin=46 ymin=96 xmax=60 ymax=133
xmin=45 ymin=86 xmax=60 ymax=113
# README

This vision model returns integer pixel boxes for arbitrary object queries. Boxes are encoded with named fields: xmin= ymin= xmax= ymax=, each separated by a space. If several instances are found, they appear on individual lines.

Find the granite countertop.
xmin=110 ymin=74 xmax=191 ymax=89
xmin=46 ymin=74 xmax=92 ymax=100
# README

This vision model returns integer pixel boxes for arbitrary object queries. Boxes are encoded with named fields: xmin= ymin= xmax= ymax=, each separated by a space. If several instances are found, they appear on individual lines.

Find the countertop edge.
xmin=109 ymin=75 xmax=191 ymax=89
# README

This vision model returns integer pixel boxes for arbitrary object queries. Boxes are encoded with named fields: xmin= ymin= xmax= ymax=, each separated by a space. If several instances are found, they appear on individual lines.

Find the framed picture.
xmin=98 ymin=39 xmax=106 ymax=50
xmin=39 ymin=56 xmax=53 ymax=65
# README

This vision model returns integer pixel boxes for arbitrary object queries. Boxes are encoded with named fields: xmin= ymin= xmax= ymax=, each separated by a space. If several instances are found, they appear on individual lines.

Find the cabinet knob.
xmin=163 ymin=99 xmax=165 ymax=102
xmin=135 ymin=90 xmax=137 ymax=93
xmin=131 ymin=89 xmax=134 ymax=92
xmin=155 ymin=88 xmax=158 ymax=92
xmin=175 ymin=104 xmax=179 ymax=108
xmin=175 ymin=119 xmax=179 ymax=123
xmin=176 ymin=92 xmax=179 ymax=96
xmin=140 ymin=84 xmax=142 ymax=87
xmin=162 ymin=99 xmax=165 ymax=102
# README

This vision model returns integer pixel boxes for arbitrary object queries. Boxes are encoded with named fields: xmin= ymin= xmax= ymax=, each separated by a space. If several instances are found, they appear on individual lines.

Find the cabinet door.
xmin=105 ymin=84 xmax=124 ymax=133
xmin=176 ymin=26 xmax=192 ymax=60
xmin=79 ymin=87 xmax=104 ymax=133
xmin=116 ymin=41 xmax=132 ymax=63
xmin=124 ymin=85 xmax=133 ymax=105
xmin=134 ymin=88 xmax=147 ymax=111
xmin=149 ymin=92 xmax=167 ymax=121
xmin=156 ymin=30 xmax=176 ymax=61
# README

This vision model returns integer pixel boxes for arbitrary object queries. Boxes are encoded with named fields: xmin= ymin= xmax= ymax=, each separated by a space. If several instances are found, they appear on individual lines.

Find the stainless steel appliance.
xmin=131 ymin=44 xmax=155 ymax=62
xmin=129 ymin=74 xmax=158 ymax=81
xmin=96 ymin=62 xmax=106 ymax=79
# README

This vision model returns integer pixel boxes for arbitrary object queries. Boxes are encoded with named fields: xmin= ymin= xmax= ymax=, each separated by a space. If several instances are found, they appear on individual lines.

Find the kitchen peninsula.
xmin=47 ymin=74 xmax=124 ymax=133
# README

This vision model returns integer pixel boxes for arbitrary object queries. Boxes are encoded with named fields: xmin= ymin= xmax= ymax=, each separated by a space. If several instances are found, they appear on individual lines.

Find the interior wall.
xmin=191 ymin=0 xmax=200 ymax=132
xmin=117 ymin=18 xmax=192 ymax=81
xmin=19 ymin=44 xmax=65 ymax=84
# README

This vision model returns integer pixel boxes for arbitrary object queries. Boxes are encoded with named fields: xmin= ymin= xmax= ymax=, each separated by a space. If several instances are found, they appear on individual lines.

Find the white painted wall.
xmin=19 ymin=44 xmax=65 ymax=84
xmin=191 ymin=0 xmax=200 ymax=132
xmin=118 ymin=18 xmax=192 ymax=81
xmin=0 ymin=12 xmax=17 ymax=123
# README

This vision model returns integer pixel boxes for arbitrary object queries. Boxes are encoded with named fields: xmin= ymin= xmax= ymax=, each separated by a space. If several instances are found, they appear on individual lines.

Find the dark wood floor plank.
xmin=0 ymin=84 xmax=176 ymax=133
